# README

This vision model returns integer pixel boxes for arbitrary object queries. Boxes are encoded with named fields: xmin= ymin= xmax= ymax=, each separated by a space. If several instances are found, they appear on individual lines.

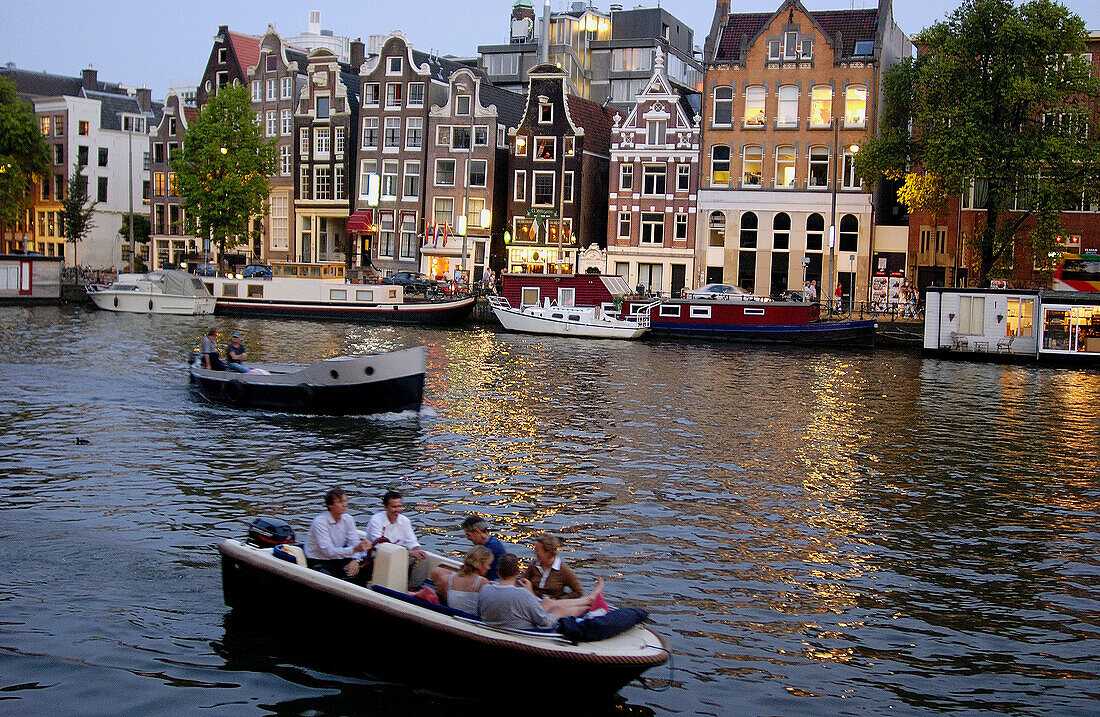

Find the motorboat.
xmin=189 ymin=346 xmax=425 ymax=415
xmin=218 ymin=522 xmax=669 ymax=701
xmin=87 ymin=269 xmax=216 ymax=315
xmin=488 ymin=295 xmax=654 ymax=339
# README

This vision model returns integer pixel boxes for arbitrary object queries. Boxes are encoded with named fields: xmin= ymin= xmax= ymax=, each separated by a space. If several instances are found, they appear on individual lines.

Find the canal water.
xmin=1 ymin=305 xmax=1097 ymax=716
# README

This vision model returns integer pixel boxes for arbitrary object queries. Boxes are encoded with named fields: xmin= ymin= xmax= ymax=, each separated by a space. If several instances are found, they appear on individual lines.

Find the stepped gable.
xmin=566 ymin=95 xmax=614 ymax=155
xmin=714 ymin=6 xmax=879 ymax=63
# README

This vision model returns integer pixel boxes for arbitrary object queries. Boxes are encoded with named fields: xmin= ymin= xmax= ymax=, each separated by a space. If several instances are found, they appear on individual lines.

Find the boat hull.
xmin=651 ymin=319 xmax=877 ymax=345
xmin=214 ymin=295 xmax=475 ymax=325
xmin=491 ymin=307 xmax=648 ymax=339
xmin=219 ymin=541 xmax=667 ymax=701
xmin=88 ymin=290 xmax=216 ymax=315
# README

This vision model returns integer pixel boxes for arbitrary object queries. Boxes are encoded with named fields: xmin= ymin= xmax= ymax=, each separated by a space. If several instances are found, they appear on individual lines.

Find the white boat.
xmin=488 ymin=295 xmax=654 ymax=339
xmin=87 ymin=269 xmax=216 ymax=315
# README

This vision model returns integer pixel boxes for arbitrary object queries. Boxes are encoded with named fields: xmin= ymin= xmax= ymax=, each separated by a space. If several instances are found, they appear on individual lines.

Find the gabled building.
xmin=699 ymin=0 xmax=910 ymax=301
xmin=505 ymin=63 xmax=614 ymax=274
xmin=422 ymin=67 xmax=525 ymax=283
xmin=607 ymin=49 xmax=701 ymax=296
xmin=352 ymin=32 xmax=471 ymax=278
xmin=148 ymin=92 xmax=197 ymax=268
xmin=196 ymin=25 xmax=261 ymax=108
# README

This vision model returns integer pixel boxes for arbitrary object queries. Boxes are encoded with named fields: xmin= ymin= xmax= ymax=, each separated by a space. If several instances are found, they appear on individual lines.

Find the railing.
xmin=823 ymin=300 xmax=924 ymax=322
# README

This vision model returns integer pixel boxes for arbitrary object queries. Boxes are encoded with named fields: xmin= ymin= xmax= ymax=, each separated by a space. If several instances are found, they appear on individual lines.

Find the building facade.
xmin=148 ymin=92 xmax=198 ymax=268
xmin=607 ymin=49 xmax=701 ymax=296
xmin=699 ymin=0 xmax=910 ymax=300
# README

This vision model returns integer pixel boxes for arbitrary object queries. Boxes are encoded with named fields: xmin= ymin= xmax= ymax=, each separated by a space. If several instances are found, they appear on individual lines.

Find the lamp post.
xmin=801 ymin=255 xmax=810 ymax=296
xmin=828 ymin=119 xmax=859 ymax=316
xmin=849 ymin=253 xmax=856 ymax=316
xmin=127 ymin=118 xmax=134 ymax=272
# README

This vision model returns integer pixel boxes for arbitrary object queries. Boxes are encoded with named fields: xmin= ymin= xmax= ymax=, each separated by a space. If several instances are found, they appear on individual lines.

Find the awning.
xmin=347 ymin=210 xmax=374 ymax=234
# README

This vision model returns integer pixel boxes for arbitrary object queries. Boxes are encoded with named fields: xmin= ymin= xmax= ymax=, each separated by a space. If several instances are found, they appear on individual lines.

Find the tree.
xmin=855 ymin=0 xmax=1100 ymax=286
xmin=0 ymin=76 xmax=49 ymax=250
xmin=60 ymin=159 xmax=96 ymax=266
xmin=119 ymin=212 xmax=151 ymax=271
xmin=171 ymin=85 xmax=276 ymax=264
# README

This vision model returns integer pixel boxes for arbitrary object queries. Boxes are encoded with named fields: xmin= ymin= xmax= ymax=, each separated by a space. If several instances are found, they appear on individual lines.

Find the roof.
xmin=411 ymin=49 xmax=482 ymax=84
xmin=228 ymin=31 xmax=262 ymax=74
xmin=0 ymin=66 xmax=128 ymax=100
xmin=478 ymin=81 xmax=526 ymax=128
xmin=84 ymin=89 xmax=159 ymax=131
xmin=567 ymin=95 xmax=615 ymax=155
xmin=713 ymin=6 xmax=879 ymax=63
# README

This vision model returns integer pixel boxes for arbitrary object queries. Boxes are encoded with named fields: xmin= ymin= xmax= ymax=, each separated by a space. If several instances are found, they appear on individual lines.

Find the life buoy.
xmin=295 ymin=383 xmax=314 ymax=410
xmin=221 ymin=379 xmax=246 ymax=405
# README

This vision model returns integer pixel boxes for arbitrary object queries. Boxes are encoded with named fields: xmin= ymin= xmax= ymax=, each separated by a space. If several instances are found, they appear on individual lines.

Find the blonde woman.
xmin=524 ymin=533 xmax=584 ymax=599
xmin=432 ymin=546 xmax=492 ymax=614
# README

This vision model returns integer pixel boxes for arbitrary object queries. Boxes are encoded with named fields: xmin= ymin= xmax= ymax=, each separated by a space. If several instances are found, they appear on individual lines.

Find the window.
xmin=400 ymin=215 xmax=417 ymax=259
xmin=384 ymin=117 xmax=401 ymax=149
xmin=641 ymin=213 xmax=664 ymax=245
xmin=452 ymin=127 xmax=472 ymax=150
xmin=266 ymin=110 xmax=277 ymax=137
xmin=643 ymin=165 xmax=666 ymax=196
xmin=675 ymin=213 xmax=688 ymax=240
xmin=562 ymin=171 xmax=573 ymax=202
xmin=267 ymin=79 xmax=277 ymax=101
xmin=251 ymin=81 xmax=261 ymax=101
xmin=709 ymin=212 xmax=726 ymax=247
xmin=78 ymin=120 xmax=89 ymax=136
xmin=54 ymin=144 xmax=64 ymax=165
xmin=387 ymin=56 xmax=403 ymax=74
xmin=777 ymin=86 xmax=798 ymax=127
xmin=381 ymin=161 xmax=398 ymax=199
xmin=438 ymin=126 xmax=452 ymax=147
xmin=845 ymin=86 xmax=867 ymax=127
xmin=363 ymin=83 xmax=380 ymax=106
xmin=280 ymin=109 xmax=292 ymax=136
xmin=467 ymin=197 xmax=487 ymax=228
xmin=773 ymin=213 xmax=791 ymax=250
xmin=316 ymin=96 xmax=330 ymax=119
xmin=165 ymin=117 xmax=174 ymax=135
xmin=620 ymin=164 xmax=633 ymax=191
xmin=738 ymin=250 xmax=756 ymax=293
xmin=775 ymin=146 xmax=796 ymax=188
xmin=514 ymin=170 xmax=526 ymax=201
xmin=533 ymin=172 xmax=554 ymax=205
xmin=739 ymin=211 xmax=757 ymax=249
xmin=838 ymin=214 xmax=858 ymax=252
xmin=611 ymin=47 xmax=653 ymax=72
xmin=811 ymin=86 xmax=832 ymax=127
xmin=168 ymin=173 xmax=178 ymax=196
xmin=435 ymin=159 xmax=456 ymax=186
xmin=1005 ymin=298 xmax=1035 ymax=337
xmin=469 ymin=159 xmax=487 ymax=187
xmin=280 ymin=145 xmax=291 ymax=176
xmin=300 ymin=165 xmax=310 ymax=199
xmin=784 ymin=31 xmax=799 ymax=60
xmin=646 ymin=120 xmax=666 ymax=146
xmin=535 ymin=137 xmax=555 ymax=160
xmin=770 ymin=252 xmax=789 ymax=296
xmin=539 ymin=103 xmax=552 ymax=123
xmin=55 ymin=174 xmax=64 ymax=199
xmin=299 ymin=127 xmax=309 ymax=155
xmin=315 ymin=127 xmax=330 ymax=156
xmin=958 ymin=296 xmax=986 ymax=335
xmin=711 ymin=146 xmax=730 ymax=185
xmin=218 ymin=47 xmax=227 ymax=63
xmin=434 ymin=197 xmax=454 ymax=228
xmin=842 ymin=149 xmax=859 ymax=189
xmin=335 ymin=127 xmax=345 ymax=155
xmin=77 ymin=145 xmax=88 ymax=165
xmin=744 ymin=86 xmax=765 ymax=127
xmin=618 ymin=212 xmax=630 ymax=239
xmin=407 ymin=83 xmax=425 ymax=107
xmin=385 ymin=83 xmax=402 ymax=108
xmin=806 ymin=213 xmax=824 ymax=251
xmin=854 ymin=40 xmax=875 ymax=56
xmin=475 ymin=126 xmax=489 ymax=147
xmin=403 ymin=160 xmax=420 ymax=198
xmin=40 ymin=116 xmax=51 ymax=135
xmin=282 ymin=77 xmax=293 ymax=99
xmin=768 ymin=39 xmax=781 ymax=60
xmin=98 ymin=147 xmax=108 ymax=167
xmin=362 ymin=118 xmax=379 ymax=148
xmin=314 ymin=166 xmax=331 ymax=200
xmin=41 ymin=178 xmax=50 ymax=200
xmin=487 ymin=53 xmax=519 ymax=76
xmin=677 ymin=164 xmax=690 ymax=192
xmin=800 ymin=38 xmax=814 ymax=59
xmin=456 ymin=95 xmax=472 ymax=115
xmin=97 ymin=176 xmax=108 ymax=202
xmin=359 ymin=159 xmax=378 ymax=199
xmin=154 ymin=173 xmax=165 ymax=197
xmin=713 ymin=86 xmax=733 ymax=126
xmin=378 ymin=212 xmax=394 ymax=256
xmin=742 ymin=146 xmax=762 ymax=187
xmin=405 ymin=117 xmax=423 ymax=149
xmin=513 ymin=134 xmax=527 ymax=156
xmin=54 ymin=115 xmax=64 ymax=136
xmin=809 ymin=146 xmax=829 ymax=188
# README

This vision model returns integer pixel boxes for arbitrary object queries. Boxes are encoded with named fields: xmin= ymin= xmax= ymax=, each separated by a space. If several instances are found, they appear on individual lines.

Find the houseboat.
xmin=205 ymin=262 xmax=475 ymax=325
xmin=924 ymin=288 xmax=1100 ymax=366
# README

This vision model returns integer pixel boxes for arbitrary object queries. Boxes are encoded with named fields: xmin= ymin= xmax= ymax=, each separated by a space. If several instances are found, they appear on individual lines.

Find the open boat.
xmin=87 ymin=269 xmax=216 ymax=315
xmin=189 ymin=346 xmax=425 ymax=415
xmin=488 ymin=295 xmax=654 ymax=339
xmin=218 ymin=528 xmax=669 ymax=700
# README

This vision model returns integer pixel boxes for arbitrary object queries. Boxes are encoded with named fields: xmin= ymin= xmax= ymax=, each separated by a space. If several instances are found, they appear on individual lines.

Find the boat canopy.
xmin=148 ymin=270 xmax=214 ymax=297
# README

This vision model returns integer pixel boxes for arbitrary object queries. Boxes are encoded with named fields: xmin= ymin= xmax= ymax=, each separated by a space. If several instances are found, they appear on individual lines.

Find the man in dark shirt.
xmin=462 ymin=514 xmax=507 ymax=581
xmin=225 ymin=332 xmax=249 ymax=373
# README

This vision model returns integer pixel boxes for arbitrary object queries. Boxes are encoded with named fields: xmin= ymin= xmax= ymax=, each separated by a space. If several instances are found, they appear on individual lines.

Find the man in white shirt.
xmin=304 ymin=487 xmax=373 ymax=582
xmin=366 ymin=490 xmax=427 ymax=561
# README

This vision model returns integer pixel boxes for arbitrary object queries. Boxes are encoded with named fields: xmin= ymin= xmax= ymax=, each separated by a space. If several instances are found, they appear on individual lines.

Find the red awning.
xmin=347 ymin=210 xmax=374 ymax=234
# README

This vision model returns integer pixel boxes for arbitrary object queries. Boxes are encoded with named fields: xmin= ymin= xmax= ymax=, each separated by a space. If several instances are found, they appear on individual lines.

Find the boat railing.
xmin=487 ymin=295 xmax=512 ymax=311
xmin=629 ymin=300 xmax=661 ymax=328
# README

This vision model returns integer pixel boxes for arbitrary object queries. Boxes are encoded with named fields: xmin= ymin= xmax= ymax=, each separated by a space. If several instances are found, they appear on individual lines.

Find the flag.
xmin=431 ymin=223 xmax=438 ymax=247
xmin=424 ymin=218 xmax=430 ymax=246
xmin=531 ymin=218 xmax=540 ymax=239
xmin=442 ymin=223 xmax=448 ymax=246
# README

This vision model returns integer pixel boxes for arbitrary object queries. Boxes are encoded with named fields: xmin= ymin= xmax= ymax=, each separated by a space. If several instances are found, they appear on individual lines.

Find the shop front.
xmin=1039 ymin=292 xmax=1100 ymax=360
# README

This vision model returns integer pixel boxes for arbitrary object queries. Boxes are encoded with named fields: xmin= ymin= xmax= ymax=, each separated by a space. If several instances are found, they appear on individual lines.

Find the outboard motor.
xmin=247 ymin=516 xmax=295 ymax=547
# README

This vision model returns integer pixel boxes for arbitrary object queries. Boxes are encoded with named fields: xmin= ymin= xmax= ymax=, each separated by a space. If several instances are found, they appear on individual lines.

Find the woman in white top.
xmin=433 ymin=546 xmax=492 ymax=614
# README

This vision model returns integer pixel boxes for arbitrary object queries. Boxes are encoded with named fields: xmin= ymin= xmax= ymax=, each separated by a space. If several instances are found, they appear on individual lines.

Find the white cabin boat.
xmin=87 ymin=270 xmax=216 ymax=315
xmin=488 ymin=295 xmax=653 ymax=339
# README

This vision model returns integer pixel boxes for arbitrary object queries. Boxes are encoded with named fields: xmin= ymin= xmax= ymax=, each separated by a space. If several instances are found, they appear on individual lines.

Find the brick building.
xmin=148 ymin=92 xmax=197 ymax=268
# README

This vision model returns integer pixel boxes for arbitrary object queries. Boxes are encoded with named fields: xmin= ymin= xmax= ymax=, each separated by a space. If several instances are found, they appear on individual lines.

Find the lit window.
xmin=711 ymin=146 xmax=730 ymax=186
xmin=775 ymin=145 xmax=796 ymax=188
xmin=742 ymin=146 xmax=762 ymax=187
xmin=744 ymin=86 xmax=765 ymax=127
xmin=810 ymin=86 xmax=832 ymax=127
xmin=845 ymin=86 xmax=867 ymax=127
xmin=777 ymin=86 xmax=798 ymax=127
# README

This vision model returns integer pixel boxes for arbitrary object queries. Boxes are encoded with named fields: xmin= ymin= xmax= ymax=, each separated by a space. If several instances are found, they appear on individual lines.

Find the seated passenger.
xmin=200 ymin=327 xmax=226 ymax=370
xmin=461 ymin=514 xmax=508 ymax=581
xmin=366 ymin=490 xmax=427 ymax=561
xmin=477 ymin=554 xmax=605 ymax=630
xmin=430 ymin=546 xmax=492 ymax=614
xmin=225 ymin=332 xmax=249 ymax=373
xmin=304 ymin=487 xmax=373 ymax=584
xmin=524 ymin=533 xmax=583 ymax=599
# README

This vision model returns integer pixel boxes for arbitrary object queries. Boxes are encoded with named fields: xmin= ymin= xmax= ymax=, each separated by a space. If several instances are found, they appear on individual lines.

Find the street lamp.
xmin=801 ymin=255 xmax=810 ymax=296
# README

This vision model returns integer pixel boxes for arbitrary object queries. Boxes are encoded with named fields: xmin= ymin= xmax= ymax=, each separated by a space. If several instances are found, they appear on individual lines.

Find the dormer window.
xmin=854 ymin=40 xmax=875 ymax=56
xmin=387 ymin=56 xmax=402 ymax=74
xmin=539 ymin=102 xmax=552 ymax=124
xmin=783 ymin=31 xmax=799 ymax=59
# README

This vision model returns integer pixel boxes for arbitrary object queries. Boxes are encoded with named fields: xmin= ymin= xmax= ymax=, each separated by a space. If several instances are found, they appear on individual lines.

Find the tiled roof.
xmin=228 ymin=31 xmax=262 ymax=74
xmin=84 ymin=89 xmax=155 ymax=131
xmin=713 ymin=7 xmax=879 ymax=63
xmin=412 ymin=49 xmax=483 ymax=84
xmin=0 ymin=67 xmax=128 ymax=101
xmin=567 ymin=95 xmax=615 ymax=155
xmin=478 ymin=81 xmax=526 ymax=128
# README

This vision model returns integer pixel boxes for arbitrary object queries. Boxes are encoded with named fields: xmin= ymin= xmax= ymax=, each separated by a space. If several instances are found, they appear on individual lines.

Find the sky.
xmin=3 ymin=0 xmax=1100 ymax=100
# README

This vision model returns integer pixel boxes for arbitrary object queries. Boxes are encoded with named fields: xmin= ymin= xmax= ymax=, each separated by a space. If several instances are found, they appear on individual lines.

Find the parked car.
xmin=194 ymin=263 xmax=217 ymax=277
xmin=382 ymin=271 xmax=437 ymax=295
xmin=685 ymin=283 xmax=767 ymax=302
xmin=241 ymin=264 xmax=273 ymax=279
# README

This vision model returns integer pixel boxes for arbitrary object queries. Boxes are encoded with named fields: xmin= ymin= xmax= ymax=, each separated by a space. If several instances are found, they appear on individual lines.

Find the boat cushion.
xmin=371 ymin=584 xmax=479 ymax=621
xmin=272 ymin=543 xmax=307 ymax=567
xmin=556 ymin=608 xmax=650 ymax=644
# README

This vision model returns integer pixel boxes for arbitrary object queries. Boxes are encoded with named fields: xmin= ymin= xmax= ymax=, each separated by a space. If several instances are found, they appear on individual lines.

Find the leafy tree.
xmin=855 ymin=0 xmax=1100 ymax=286
xmin=171 ymin=85 xmax=276 ymax=263
xmin=0 ymin=76 xmax=49 ymax=250
xmin=61 ymin=159 xmax=96 ymax=265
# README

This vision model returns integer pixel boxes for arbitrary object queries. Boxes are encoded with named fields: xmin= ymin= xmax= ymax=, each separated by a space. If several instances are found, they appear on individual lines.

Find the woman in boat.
xmin=433 ymin=546 xmax=492 ymax=613
xmin=523 ymin=533 xmax=583 ymax=600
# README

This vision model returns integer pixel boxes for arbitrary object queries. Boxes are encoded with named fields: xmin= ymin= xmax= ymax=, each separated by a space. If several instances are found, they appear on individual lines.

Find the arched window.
xmin=806 ymin=213 xmax=824 ymax=251
xmin=744 ymin=86 xmax=765 ymax=126
xmin=739 ymin=211 xmax=758 ymax=248
xmin=845 ymin=85 xmax=867 ymax=127
xmin=742 ymin=145 xmax=762 ymax=187
xmin=713 ymin=86 xmax=733 ymax=126
xmin=775 ymin=145 xmax=796 ymax=188
xmin=709 ymin=211 xmax=725 ymax=247
xmin=773 ymin=212 xmax=791 ymax=250
xmin=711 ymin=145 xmax=730 ymax=186
xmin=839 ymin=213 xmax=859 ymax=252
xmin=777 ymin=85 xmax=799 ymax=127
xmin=810 ymin=86 xmax=832 ymax=127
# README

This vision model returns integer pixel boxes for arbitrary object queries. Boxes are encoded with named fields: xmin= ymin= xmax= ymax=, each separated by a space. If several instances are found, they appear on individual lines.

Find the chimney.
xmin=81 ymin=66 xmax=98 ymax=91
xmin=368 ymin=34 xmax=383 ymax=56
xmin=350 ymin=38 xmax=365 ymax=69
xmin=540 ymin=0 xmax=552 ymax=64
xmin=136 ymin=87 xmax=152 ymax=112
